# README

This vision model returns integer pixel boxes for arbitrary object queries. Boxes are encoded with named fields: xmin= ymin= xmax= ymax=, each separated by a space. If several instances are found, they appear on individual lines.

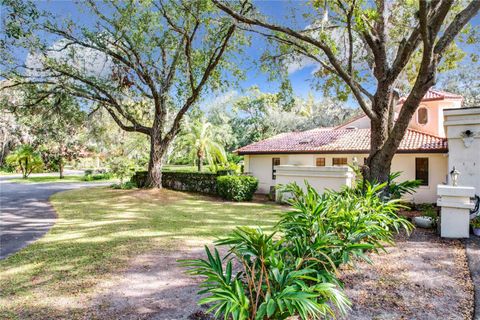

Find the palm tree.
xmin=6 ymin=144 xmax=43 ymax=178
xmin=177 ymin=118 xmax=227 ymax=172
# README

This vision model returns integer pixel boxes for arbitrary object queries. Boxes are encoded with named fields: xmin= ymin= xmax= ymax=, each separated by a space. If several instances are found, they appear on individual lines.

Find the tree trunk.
xmin=59 ymin=159 xmax=64 ymax=179
xmin=23 ymin=158 xmax=28 ymax=178
xmin=197 ymin=149 xmax=204 ymax=172
xmin=364 ymin=93 xmax=396 ymax=184
xmin=145 ymin=133 xmax=166 ymax=188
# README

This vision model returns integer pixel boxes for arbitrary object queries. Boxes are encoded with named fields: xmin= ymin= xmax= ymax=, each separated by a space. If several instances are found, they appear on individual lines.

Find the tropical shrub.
xmin=471 ymin=216 xmax=480 ymax=228
xmin=181 ymin=227 xmax=350 ymax=320
xmin=183 ymin=181 xmax=413 ymax=320
xmin=352 ymin=168 xmax=421 ymax=200
xmin=278 ymin=182 xmax=414 ymax=268
xmin=5 ymin=145 xmax=43 ymax=178
xmin=217 ymin=175 xmax=258 ymax=201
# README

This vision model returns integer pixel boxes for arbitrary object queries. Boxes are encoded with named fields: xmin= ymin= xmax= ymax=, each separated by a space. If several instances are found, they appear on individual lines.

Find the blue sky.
xmin=5 ymin=1 xmax=480 ymax=109
xmin=14 ymin=1 xmax=325 ymax=99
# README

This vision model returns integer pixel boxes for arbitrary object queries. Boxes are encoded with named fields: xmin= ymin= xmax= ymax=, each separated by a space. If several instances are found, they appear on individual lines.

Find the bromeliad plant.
xmin=182 ymin=181 xmax=414 ymax=320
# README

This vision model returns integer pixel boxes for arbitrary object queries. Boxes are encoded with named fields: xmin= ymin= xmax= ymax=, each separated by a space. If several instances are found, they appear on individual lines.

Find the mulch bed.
xmin=339 ymin=228 xmax=474 ymax=320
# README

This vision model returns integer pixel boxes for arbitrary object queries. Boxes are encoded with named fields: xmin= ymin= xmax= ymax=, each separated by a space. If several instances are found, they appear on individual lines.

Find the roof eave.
xmin=238 ymin=148 xmax=448 ymax=155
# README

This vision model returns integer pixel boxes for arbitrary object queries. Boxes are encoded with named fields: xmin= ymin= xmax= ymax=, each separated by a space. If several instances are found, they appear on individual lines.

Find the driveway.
xmin=0 ymin=174 xmax=110 ymax=259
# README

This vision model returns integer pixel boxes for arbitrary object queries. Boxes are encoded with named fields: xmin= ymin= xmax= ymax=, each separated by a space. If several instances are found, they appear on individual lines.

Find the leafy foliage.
xmin=182 ymin=227 xmax=350 ymax=320
xmin=183 ymin=180 xmax=414 ymax=319
xmin=217 ymin=175 xmax=259 ymax=201
xmin=82 ymin=172 xmax=113 ymax=181
xmin=6 ymin=144 xmax=43 ymax=178
xmin=278 ymin=182 xmax=414 ymax=268
xmin=351 ymin=167 xmax=421 ymax=200
xmin=107 ymin=156 xmax=135 ymax=183
xmin=2 ymin=0 xmax=250 ymax=187
xmin=172 ymin=117 xmax=228 ymax=171
xmin=228 ymin=87 xmax=357 ymax=148
xmin=471 ymin=216 xmax=480 ymax=229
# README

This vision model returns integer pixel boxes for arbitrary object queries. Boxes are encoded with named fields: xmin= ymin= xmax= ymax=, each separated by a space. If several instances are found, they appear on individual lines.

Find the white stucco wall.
xmin=246 ymin=152 xmax=448 ymax=203
xmin=444 ymin=107 xmax=480 ymax=194
xmin=275 ymin=165 xmax=354 ymax=201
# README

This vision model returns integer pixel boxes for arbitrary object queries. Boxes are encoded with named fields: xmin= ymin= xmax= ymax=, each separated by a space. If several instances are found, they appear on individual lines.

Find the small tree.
xmin=6 ymin=144 xmax=43 ymax=178
xmin=175 ymin=117 xmax=227 ymax=172
xmin=107 ymin=157 xmax=134 ymax=184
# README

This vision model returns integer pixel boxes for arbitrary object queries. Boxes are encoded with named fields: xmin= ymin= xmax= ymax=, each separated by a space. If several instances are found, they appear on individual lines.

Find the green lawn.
xmin=9 ymin=175 xmax=117 ymax=184
xmin=0 ymin=171 xmax=16 ymax=176
xmin=9 ymin=175 xmax=86 ymax=183
xmin=0 ymin=187 xmax=282 ymax=319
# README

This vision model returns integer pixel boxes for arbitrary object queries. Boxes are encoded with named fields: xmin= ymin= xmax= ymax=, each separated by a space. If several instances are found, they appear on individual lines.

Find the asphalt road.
xmin=0 ymin=174 xmax=109 ymax=259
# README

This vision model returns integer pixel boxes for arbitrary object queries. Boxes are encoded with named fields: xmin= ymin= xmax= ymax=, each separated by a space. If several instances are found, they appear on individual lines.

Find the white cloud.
xmin=25 ymin=38 xmax=113 ymax=79
xmin=285 ymin=55 xmax=319 ymax=74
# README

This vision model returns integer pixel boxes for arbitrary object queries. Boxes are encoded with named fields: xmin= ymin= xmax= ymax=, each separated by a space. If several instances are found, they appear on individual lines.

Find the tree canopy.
xmin=1 ymin=0 xmax=250 ymax=187
xmin=214 ymin=0 xmax=480 ymax=182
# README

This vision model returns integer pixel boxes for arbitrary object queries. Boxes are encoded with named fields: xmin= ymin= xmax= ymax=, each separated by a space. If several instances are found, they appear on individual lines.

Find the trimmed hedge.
xmin=162 ymin=171 xmax=219 ymax=194
xmin=131 ymin=170 xmax=259 ymax=201
xmin=131 ymin=170 xmax=219 ymax=194
xmin=131 ymin=171 xmax=148 ymax=188
xmin=217 ymin=175 xmax=259 ymax=201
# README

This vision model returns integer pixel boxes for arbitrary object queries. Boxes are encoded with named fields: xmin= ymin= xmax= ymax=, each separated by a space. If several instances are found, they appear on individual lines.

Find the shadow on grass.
xmin=0 ymin=188 xmax=282 ymax=319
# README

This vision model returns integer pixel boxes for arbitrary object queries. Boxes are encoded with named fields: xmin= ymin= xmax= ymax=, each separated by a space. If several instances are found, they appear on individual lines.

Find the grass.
xmin=0 ymin=187 xmax=282 ymax=319
xmin=9 ymin=175 xmax=116 ymax=184
xmin=0 ymin=172 xmax=14 ymax=176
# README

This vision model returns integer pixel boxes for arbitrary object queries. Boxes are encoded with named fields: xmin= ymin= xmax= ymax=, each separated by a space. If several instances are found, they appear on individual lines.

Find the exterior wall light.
xmin=450 ymin=166 xmax=460 ymax=187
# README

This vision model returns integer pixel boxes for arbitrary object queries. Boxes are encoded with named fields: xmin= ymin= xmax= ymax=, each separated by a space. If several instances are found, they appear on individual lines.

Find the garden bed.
xmin=339 ymin=228 xmax=474 ymax=320
xmin=84 ymin=228 xmax=475 ymax=320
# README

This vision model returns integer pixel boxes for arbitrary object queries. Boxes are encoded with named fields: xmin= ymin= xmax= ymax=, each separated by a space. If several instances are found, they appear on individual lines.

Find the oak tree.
xmin=214 ymin=0 xmax=480 ymax=182
xmin=2 ymin=0 xmax=249 ymax=187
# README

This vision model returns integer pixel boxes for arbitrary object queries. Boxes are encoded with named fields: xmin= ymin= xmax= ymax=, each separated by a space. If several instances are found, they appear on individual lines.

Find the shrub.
xmin=130 ymin=170 xmax=233 ymax=193
xmin=130 ymin=171 xmax=148 ymax=188
xmin=108 ymin=157 xmax=135 ymax=183
xmin=278 ymin=181 xmax=414 ymax=268
xmin=181 ymin=227 xmax=350 ymax=320
xmin=216 ymin=175 xmax=258 ymax=201
xmin=83 ymin=172 xmax=113 ymax=181
xmin=183 ymin=181 xmax=413 ymax=320
xmin=111 ymin=181 xmax=137 ymax=190
xmin=163 ymin=171 xmax=219 ymax=194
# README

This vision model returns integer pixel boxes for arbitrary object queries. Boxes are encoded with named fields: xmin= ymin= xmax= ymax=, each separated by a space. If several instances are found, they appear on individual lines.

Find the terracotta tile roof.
xmin=236 ymin=128 xmax=447 ymax=155
xmin=421 ymin=89 xmax=463 ymax=101
xmin=398 ymin=89 xmax=463 ymax=104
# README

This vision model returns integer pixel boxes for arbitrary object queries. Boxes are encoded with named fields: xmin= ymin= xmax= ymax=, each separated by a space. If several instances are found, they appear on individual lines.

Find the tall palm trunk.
xmin=197 ymin=149 xmax=204 ymax=172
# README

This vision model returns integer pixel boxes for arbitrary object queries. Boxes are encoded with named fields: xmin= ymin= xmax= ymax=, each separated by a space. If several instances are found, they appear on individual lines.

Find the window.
xmin=316 ymin=157 xmax=325 ymax=166
xmin=415 ymin=157 xmax=429 ymax=186
xmin=272 ymin=158 xmax=280 ymax=180
xmin=332 ymin=157 xmax=348 ymax=166
xmin=417 ymin=107 xmax=428 ymax=125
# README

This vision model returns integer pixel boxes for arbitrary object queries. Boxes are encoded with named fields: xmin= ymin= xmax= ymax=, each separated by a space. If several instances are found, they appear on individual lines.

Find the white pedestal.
xmin=437 ymin=185 xmax=475 ymax=238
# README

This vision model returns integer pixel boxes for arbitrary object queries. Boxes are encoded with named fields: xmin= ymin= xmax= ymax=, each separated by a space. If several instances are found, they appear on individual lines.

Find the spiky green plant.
xmin=182 ymin=181 xmax=414 ymax=320
xmin=182 ymin=227 xmax=350 ymax=320
xmin=278 ymin=181 xmax=414 ymax=268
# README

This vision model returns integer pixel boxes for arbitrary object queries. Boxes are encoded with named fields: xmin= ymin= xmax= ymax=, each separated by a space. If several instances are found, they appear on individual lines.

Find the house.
xmin=236 ymin=89 xmax=468 ymax=203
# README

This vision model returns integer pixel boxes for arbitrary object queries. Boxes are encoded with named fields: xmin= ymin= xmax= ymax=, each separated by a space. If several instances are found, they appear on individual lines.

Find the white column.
xmin=437 ymin=185 xmax=476 ymax=238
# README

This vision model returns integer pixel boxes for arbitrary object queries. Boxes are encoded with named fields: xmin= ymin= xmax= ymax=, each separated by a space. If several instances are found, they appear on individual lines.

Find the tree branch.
xmin=213 ymin=0 xmax=376 ymax=119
